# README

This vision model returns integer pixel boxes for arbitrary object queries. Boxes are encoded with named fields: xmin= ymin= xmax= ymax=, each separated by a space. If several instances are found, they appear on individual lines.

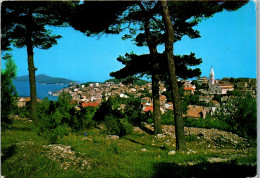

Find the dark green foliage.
xmin=1 ymin=1 xmax=74 ymax=50
xmin=104 ymin=116 xmax=133 ymax=137
xmin=36 ymin=93 xmax=97 ymax=143
xmin=162 ymin=91 xmax=172 ymax=102
xmin=104 ymin=77 xmax=149 ymax=86
xmin=183 ymin=116 xmax=230 ymax=131
xmin=93 ymin=98 xmax=116 ymax=122
xmin=1 ymin=54 xmax=18 ymax=129
xmin=124 ymin=97 xmax=144 ymax=125
xmin=37 ymin=110 xmax=71 ymax=144
xmin=161 ymin=110 xmax=174 ymax=125
xmin=214 ymin=95 xmax=256 ymax=140
xmin=104 ymin=115 xmax=121 ymax=136
xmin=69 ymin=107 xmax=96 ymax=131
xmin=140 ymin=89 xmax=153 ymax=98
xmin=213 ymin=94 xmax=222 ymax=103
xmin=15 ymin=104 xmax=30 ymax=118
xmin=185 ymin=134 xmax=198 ymax=142
xmin=110 ymin=52 xmax=202 ymax=81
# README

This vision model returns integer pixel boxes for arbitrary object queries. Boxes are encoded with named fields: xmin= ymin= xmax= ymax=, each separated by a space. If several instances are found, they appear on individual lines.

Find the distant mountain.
xmin=14 ymin=74 xmax=74 ymax=84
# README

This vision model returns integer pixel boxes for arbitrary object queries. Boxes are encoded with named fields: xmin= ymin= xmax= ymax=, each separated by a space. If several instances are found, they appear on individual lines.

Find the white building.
xmin=209 ymin=66 xmax=215 ymax=88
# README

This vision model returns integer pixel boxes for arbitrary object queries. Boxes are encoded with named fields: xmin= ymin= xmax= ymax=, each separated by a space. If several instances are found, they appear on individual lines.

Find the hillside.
xmin=14 ymin=74 xmax=74 ymax=84
xmin=1 ymin=117 xmax=256 ymax=177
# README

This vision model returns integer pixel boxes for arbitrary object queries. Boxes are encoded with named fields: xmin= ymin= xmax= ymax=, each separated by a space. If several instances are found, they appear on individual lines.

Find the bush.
xmin=120 ymin=118 xmax=133 ymax=136
xmin=104 ymin=115 xmax=122 ymax=136
xmin=37 ymin=110 xmax=71 ymax=143
xmin=185 ymin=134 xmax=198 ymax=142
xmin=183 ymin=116 xmax=230 ymax=131
xmin=214 ymin=95 xmax=256 ymax=140
xmin=161 ymin=110 xmax=174 ymax=125
xmin=104 ymin=115 xmax=133 ymax=137
xmin=1 ymin=54 xmax=17 ymax=129
xmin=124 ymin=97 xmax=144 ymax=125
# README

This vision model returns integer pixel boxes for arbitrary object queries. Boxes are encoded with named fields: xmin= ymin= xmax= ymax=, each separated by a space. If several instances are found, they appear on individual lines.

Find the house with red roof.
xmin=80 ymin=101 xmax=100 ymax=108
xmin=183 ymin=87 xmax=195 ymax=95
xmin=143 ymin=106 xmax=153 ymax=112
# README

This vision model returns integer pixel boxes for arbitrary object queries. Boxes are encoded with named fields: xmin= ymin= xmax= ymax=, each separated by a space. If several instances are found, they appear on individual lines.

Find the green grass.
xmin=1 ymin=119 xmax=257 ymax=177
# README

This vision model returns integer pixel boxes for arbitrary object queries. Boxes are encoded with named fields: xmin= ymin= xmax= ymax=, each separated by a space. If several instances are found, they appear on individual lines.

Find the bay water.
xmin=13 ymin=81 xmax=68 ymax=101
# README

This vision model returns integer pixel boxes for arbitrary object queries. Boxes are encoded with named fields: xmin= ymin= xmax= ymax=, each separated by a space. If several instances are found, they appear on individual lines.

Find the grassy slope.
xmin=1 ymin=119 xmax=256 ymax=177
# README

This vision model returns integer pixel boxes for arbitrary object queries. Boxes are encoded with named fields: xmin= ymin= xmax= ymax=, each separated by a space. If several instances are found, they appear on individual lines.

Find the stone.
xmin=82 ymin=137 xmax=93 ymax=141
xmin=168 ymin=150 xmax=176 ymax=155
xmin=141 ymin=148 xmax=147 ymax=152
xmin=106 ymin=135 xmax=119 ymax=140
xmin=155 ymin=133 xmax=166 ymax=139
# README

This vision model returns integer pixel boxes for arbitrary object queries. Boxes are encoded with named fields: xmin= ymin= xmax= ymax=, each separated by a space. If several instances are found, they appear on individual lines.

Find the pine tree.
xmin=1 ymin=1 xmax=76 ymax=123
xmin=1 ymin=53 xmax=18 ymax=129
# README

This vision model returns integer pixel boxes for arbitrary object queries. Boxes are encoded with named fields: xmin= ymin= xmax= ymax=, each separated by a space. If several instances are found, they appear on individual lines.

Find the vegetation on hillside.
xmin=14 ymin=74 xmax=74 ymax=84
xmin=1 ymin=53 xmax=18 ymax=129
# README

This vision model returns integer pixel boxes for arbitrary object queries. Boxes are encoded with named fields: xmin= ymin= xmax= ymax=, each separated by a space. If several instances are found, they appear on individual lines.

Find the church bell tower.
xmin=209 ymin=66 xmax=215 ymax=88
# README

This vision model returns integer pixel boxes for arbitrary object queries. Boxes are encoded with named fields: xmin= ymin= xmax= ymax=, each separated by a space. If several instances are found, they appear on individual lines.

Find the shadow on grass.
xmin=138 ymin=123 xmax=154 ymax=135
xmin=124 ymin=138 xmax=166 ymax=150
xmin=1 ymin=144 xmax=17 ymax=164
xmin=11 ymin=126 xmax=31 ymax=131
xmin=153 ymin=161 xmax=256 ymax=178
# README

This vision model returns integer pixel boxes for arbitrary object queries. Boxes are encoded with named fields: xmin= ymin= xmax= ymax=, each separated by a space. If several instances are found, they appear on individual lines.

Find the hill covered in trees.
xmin=14 ymin=74 xmax=74 ymax=84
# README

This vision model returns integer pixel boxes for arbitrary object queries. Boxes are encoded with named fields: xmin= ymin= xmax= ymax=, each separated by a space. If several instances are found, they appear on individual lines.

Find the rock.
xmin=168 ymin=150 xmax=176 ymax=155
xmin=155 ymin=133 xmax=166 ymax=139
xmin=82 ymin=137 xmax=93 ymax=141
xmin=141 ymin=148 xmax=147 ymax=152
xmin=106 ymin=135 xmax=119 ymax=140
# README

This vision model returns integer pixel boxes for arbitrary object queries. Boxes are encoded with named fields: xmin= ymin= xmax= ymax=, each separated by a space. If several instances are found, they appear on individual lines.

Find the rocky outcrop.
xmin=42 ymin=144 xmax=91 ymax=173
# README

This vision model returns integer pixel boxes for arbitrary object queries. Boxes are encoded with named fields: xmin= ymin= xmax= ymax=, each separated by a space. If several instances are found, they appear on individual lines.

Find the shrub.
xmin=104 ymin=115 xmax=121 ymax=136
xmin=185 ymin=134 xmax=198 ymax=142
xmin=124 ymin=97 xmax=144 ymax=125
xmin=37 ymin=110 xmax=71 ymax=143
xmin=214 ymin=95 xmax=256 ymax=140
xmin=183 ymin=116 xmax=230 ymax=131
xmin=104 ymin=115 xmax=133 ymax=137
xmin=1 ymin=54 xmax=17 ymax=129
xmin=161 ymin=110 xmax=174 ymax=125
xmin=120 ymin=118 xmax=133 ymax=136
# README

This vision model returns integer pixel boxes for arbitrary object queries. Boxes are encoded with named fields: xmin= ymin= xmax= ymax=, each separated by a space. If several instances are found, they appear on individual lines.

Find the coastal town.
xmin=18 ymin=67 xmax=256 ymax=120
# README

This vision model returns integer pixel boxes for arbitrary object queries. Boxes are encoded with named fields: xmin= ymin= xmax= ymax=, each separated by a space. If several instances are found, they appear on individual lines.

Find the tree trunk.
xmin=143 ymin=14 xmax=162 ymax=134
xmin=151 ymin=54 xmax=162 ymax=135
xmin=26 ymin=10 xmax=38 ymax=124
xmin=160 ymin=1 xmax=186 ymax=151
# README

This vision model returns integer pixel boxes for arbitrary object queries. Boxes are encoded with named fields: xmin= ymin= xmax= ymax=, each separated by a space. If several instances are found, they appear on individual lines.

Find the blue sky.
xmin=2 ymin=1 xmax=256 ymax=83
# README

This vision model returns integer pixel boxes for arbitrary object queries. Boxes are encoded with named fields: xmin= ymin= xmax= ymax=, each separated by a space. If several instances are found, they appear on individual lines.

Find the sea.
xmin=13 ymin=81 xmax=68 ymax=101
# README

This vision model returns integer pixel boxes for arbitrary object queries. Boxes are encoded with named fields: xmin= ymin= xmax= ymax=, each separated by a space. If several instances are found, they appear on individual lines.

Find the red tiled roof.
xmin=81 ymin=102 xmax=99 ymax=107
xmin=184 ymin=87 xmax=195 ymax=91
xmin=221 ymin=86 xmax=234 ymax=89
xmin=218 ymin=83 xmax=233 ymax=86
xmin=144 ymin=106 xmax=153 ymax=112
xmin=185 ymin=105 xmax=203 ymax=118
